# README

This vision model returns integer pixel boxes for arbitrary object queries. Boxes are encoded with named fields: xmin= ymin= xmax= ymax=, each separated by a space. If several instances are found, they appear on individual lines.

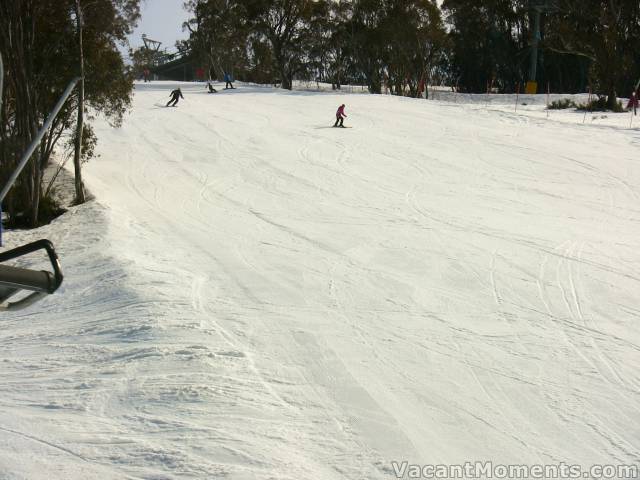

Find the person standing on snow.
xmin=627 ymin=91 xmax=638 ymax=115
xmin=224 ymin=72 xmax=235 ymax=89
xmin=166 ymin=88 xmax=184 ymax=107
xmin=334 ymin=104 xmax=347 ymax=127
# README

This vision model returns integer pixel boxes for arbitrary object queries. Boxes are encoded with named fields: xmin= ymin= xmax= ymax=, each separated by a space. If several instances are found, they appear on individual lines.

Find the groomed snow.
xmin=1 ymin=81 xmax=639 ymax=479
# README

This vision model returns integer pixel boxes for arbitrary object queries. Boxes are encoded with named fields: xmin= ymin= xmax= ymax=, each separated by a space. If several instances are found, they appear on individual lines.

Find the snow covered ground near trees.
xmin=1 ymin=81 xmax=639 ymax=479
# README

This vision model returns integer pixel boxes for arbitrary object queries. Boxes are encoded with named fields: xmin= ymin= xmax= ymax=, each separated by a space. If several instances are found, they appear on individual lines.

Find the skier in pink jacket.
xmin=334 ymin=104 xmax=347 ymax=127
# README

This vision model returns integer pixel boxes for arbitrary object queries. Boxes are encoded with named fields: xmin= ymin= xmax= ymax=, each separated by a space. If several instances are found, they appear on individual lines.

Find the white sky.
xmin=127 ymin=0 xmax=191 ymax=53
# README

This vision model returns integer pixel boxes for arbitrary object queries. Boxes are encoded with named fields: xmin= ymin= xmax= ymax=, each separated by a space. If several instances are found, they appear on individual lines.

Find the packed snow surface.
xmin=1 ymin=82 xmax=640 ymax=479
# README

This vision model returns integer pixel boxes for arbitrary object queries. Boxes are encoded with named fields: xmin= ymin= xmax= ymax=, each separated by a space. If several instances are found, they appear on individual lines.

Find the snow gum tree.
xmin=183 ymin=0 xmax=250 ymax=81
xmin=378 ymin=0 xmax=448 ymax=97
xmin=243 ymin=0 xmax=318 ymax=90
xmin=552 ymin=0 xmax=640 ymax=109
xmin=442 ymin=0 xmax=529 ymax=93
xmin=442 ymin=0 xmax=640 ymax=102
xmin=0 ymin=0 xmax=140 ymax=227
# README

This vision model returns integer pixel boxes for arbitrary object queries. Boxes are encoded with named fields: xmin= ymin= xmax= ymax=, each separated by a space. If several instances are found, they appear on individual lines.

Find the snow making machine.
xmin=0 ymin=53 xmax=72 ymax=310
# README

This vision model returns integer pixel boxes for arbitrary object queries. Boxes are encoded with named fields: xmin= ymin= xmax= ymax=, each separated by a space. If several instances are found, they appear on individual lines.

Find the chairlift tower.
xmin=141 ymin=35 xmax=172 ymax=68
xmin=142 ymin=34 xmax=162 ymax=53
xmin=526 ymin=0 xmax=557 ymax=94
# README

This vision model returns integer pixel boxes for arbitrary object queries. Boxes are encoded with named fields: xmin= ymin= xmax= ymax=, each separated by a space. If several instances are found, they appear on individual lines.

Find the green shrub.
xmin=548 ymin=98 xmax=576 ymax=110
xmin=7 ymin=193 xmax=67 ymax=229
xmin=576 ymin=96 xmax=624 ymax=112
xmin=37 ymin=194 xmax=67 ymax=226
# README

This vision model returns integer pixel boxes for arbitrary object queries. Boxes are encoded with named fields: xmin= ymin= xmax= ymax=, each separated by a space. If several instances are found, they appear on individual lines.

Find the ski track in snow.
xmin=1 ymin=82 xmax=640 ymax=478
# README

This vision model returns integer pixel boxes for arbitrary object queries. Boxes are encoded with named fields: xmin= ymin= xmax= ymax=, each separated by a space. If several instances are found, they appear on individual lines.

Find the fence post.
xmin=583 ymin=86 xmax=592 ymax=124
xmin=485 ymin=80 xmax=490 ymax=107
xmin=546 ymin=82 xmax=550 ymax=119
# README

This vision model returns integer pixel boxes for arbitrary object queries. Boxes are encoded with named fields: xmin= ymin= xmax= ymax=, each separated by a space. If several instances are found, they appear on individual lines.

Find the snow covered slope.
xmin=1 ymin=82 xmax=639 ymax=479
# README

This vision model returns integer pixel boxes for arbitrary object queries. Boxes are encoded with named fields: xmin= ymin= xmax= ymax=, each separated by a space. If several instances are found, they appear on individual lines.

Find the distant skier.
xmin=224 ymin=73 xmax=235 ymax=89
xmin=334 ymin=104 xmax=347 ymax=127
xmin=627 ymin=91 xmax=638 ymax=115
xmin=166 ymin=88 xmax=184 ymax=107
xmin=207 ymin=82 xmax=217 ymax=94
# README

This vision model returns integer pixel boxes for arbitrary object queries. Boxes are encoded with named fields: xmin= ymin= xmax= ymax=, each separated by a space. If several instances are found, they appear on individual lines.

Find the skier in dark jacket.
xmin=166 ymin=88 xmax=184 ymax=107
xmin=207 ymin=82 xmax=217 ymax=93
xmin=224 ymin=73 xmax=235 ymax=89
xmin=334 ymin=104 xmax=347 ymax=127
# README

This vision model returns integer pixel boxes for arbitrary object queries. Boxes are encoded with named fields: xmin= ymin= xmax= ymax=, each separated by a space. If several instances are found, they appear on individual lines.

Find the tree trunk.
xmin=367 ymin=68 xmax=382 ymax=94
xmin=73 ymin=0 xmax=86 ymax=204
xmin=607 ymin=86 xmax=618 ymax=110
xmin=29 ymin=146 xmax=41 ymax=227
xmin=273 ymin=44 xmax=292 ymax=90
xmin=280 ymin=67 xmax=292 ymax=90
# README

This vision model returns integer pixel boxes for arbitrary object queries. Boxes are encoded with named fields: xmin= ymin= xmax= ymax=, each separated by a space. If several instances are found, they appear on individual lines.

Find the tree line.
xmin=182 ymin=0 xmax=449 ymax=94
xmin=183 ymin=0 xmax=640 ymax=107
